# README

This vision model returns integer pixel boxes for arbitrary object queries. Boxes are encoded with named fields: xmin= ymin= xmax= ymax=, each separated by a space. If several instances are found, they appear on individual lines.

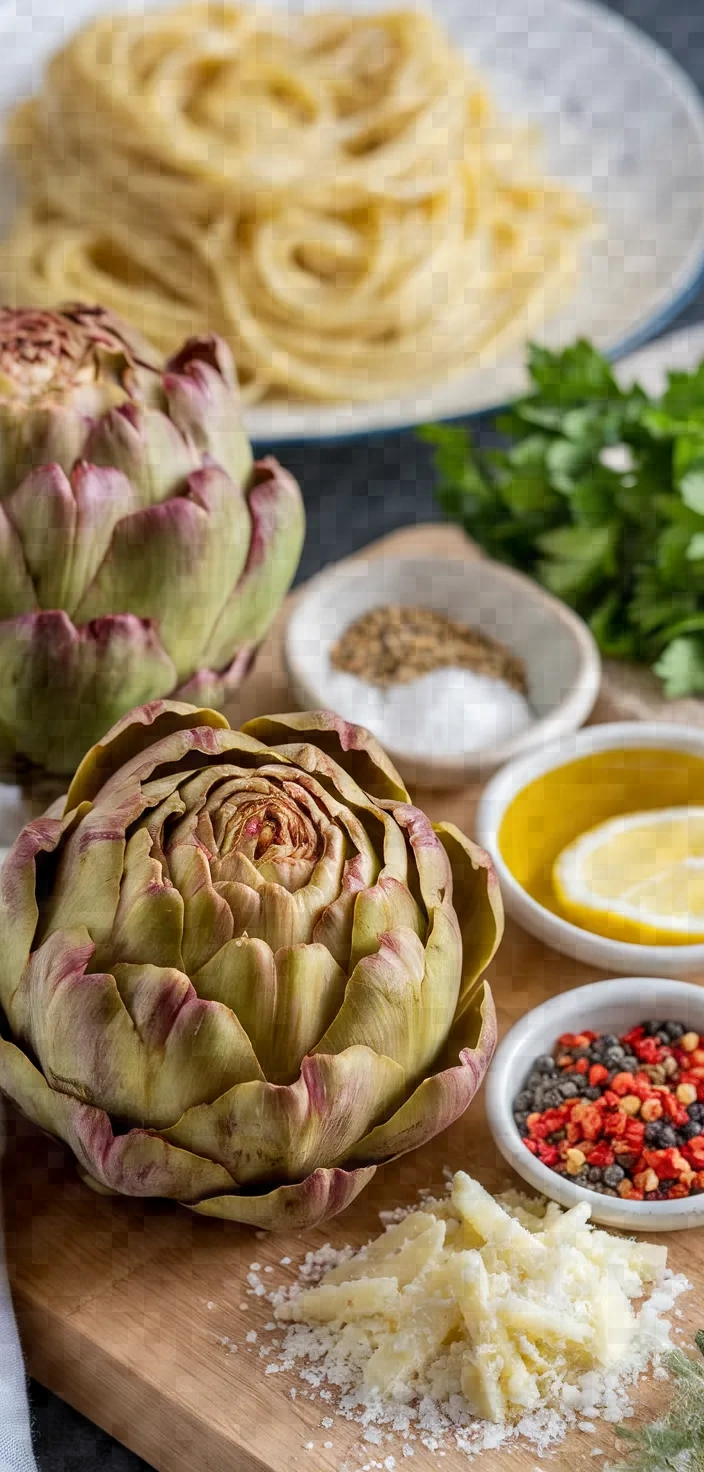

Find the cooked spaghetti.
xmin=0 ymin=4 xmax=593 ymax=403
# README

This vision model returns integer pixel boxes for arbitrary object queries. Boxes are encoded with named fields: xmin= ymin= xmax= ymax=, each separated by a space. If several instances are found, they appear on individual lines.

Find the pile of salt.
xmin=322 ymin=664 xmax=535 ymax=757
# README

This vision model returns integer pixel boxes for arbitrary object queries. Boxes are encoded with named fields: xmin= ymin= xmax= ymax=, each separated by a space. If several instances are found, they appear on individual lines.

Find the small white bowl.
xmin=285 ymin=555 xmax=601 ymax=787
xmin=486 ymin=976 xmax=704 ymax=1230
xmin=476 ymin=721 xmax=704 ymax=978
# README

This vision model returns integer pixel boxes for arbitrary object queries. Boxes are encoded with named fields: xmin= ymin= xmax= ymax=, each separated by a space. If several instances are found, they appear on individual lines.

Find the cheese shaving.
xmin=264 ymin=1173 xmax=690 ymax=1462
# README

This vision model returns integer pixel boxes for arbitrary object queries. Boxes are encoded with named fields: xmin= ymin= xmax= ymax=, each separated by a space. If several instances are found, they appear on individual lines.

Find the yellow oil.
xmin=498 ymin=747 xmax=704 ymax=940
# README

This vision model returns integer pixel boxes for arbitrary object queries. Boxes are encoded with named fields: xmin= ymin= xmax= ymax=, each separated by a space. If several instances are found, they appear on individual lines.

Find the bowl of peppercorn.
xmin=485 ymin=976 xmax=704 ymax=1230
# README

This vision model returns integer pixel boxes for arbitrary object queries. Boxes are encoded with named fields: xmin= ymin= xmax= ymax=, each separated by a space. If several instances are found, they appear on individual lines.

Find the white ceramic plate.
xmin=615 ymin=321 xmax=704 ymax=395
xmin=0 ymin=0 xmax=703 ymax=443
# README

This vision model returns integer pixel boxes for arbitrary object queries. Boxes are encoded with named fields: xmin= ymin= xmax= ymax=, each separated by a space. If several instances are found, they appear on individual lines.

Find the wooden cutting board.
xmin=4 ymin=524 xmax=704 ymax=1472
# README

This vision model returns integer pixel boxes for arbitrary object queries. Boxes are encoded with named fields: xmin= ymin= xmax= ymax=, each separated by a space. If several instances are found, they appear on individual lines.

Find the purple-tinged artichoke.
xmin=0 ymin=305 xmax=304 ymax=774
xmin=0 ymin=702 xmax=501 ymax=1230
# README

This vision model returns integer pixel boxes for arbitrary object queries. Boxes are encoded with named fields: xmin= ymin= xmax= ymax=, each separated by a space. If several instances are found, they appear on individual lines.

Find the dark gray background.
xmin=24 ymin=0 xmax=704 ymax=1466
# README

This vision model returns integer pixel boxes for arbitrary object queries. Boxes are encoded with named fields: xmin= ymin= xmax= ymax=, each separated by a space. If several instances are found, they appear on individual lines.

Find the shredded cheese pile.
xmin=270 ymin=1171 xmax=687 ymax=1452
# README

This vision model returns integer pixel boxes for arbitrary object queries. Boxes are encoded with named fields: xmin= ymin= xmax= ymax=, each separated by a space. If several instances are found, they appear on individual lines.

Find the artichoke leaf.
xmin=37 ymin=800 xmax=137 ymax=957
xmin=434 ymin=823 xmax=504 ymax=1019
xmin=163 ymin=345 xmax=253 ymax=488
xmin=109 ymin=826 xmax=185 ymax=970
xmin=66 ymin=699 xmax=231 ymax=809
xmin=0 ymin=612 xmax=178 ymax=776
xmin=172 ymin=645 xmax=255 ymax=708
xmin=212 ymin=830 xmax=347 ymax=952
xmin=0 ymin=1036 xmax=237 ymax=1202
xmin=314 ymin=920 xmax=459 ymax=1083
xmin=201 ymin=458 xmax=305 ymax=670
xmin=190 ymin=1164 xmax=377 ymax=1228
xmin=5 ymin=462 xmax=135 ymax=616
xmin=391 ymin=804 xmax=456 ymax=913
xmin=348 ymin=874 xmax=425 ymax=971
xmin=84 ymin=402 xmax=200 ymax=509
xmin=12 ymin=926 xmax=263 ymax=1128
xmin=312 ymin=842 xmax=383 ymax=970
xmin=312 ymin=928 xmax=427 ymax=1068
xmin=242 ymin=711 xmax=410 ymax=803
xmin=0 ymin=500 xmax=36 ymax=618
xmin=139 ymin=785 xmax=186 ymax=863
xmin=195 ymin=938 xmax=346 ymax=1084
xmin=340 ymin=983 xmax=498 ymax=1168
xmin=0 ymin=403 xmax=90 ymax=494
xmin=163 ymin=1046 xmax=406 ymax=1184
xmin=0 ymin=803 xmax=88 ymax=1016
xmin=165 ymin=831 xmax=235 ymax=974
xmin=74 ymin=466 xmax=252 ymax=681
xmin=81 ymin=726 xmax=264 ymax=811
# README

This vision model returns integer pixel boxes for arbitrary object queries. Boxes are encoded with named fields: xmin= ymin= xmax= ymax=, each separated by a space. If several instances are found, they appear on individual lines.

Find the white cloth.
xmin=0 ymin=788 xmax=40 ymax=1471
xmin=0 ymin=1104 xmax=38 ymax=1472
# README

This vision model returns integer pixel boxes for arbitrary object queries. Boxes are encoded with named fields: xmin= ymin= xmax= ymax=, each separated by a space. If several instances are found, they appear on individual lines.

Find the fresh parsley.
xmin=611 ymin=1330 xmax=704 ymax=1471
xmin=420 ymin=340 xmax=704 ymax=697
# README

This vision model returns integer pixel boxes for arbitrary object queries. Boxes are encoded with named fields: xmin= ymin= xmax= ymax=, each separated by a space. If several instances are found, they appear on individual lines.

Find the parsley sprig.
xmin=420 ymin=340 xmax=704 ymax=697
xmin=611 ymin=1330 xmax=704 ymax=1471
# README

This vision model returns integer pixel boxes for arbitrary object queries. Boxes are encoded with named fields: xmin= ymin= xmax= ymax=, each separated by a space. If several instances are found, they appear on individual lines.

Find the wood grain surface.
xmin=3 ymin=524 xmax=703 ymax=1472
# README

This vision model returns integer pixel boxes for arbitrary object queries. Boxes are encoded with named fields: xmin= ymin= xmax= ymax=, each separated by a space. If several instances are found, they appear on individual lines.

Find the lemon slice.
xmin=552 ymin=807 xmax=704 ymax=945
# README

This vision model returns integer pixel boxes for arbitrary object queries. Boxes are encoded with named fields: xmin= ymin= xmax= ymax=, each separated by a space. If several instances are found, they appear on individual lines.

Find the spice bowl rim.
xmin=284 ymin=551 xmax=602 ymax=787
xmin=485 ymin=975 xmax=704 ymax=1230
xmin=476 ymin=720 xmax=704 ymax=978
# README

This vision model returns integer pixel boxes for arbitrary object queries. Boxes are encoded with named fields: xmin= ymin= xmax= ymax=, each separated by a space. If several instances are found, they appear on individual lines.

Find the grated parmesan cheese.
xmin=260 ymin=1172 xmax=689 ymax=1464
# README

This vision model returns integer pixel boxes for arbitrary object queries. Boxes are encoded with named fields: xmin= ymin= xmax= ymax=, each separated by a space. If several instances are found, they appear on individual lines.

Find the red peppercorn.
xmin=683 ymin=1137 xmax=704 ymax=1170
xmin=515 ymin=1020 xmax=704 ymax=1203
xmin=587 ymin=1142 xmax=615 ymax=1168
xmin=602 ymin=1110 xmax=627 ymax=1138
xmin=630 ymin=1074 xmax=655 ymax=1101
xmin=642 ymin=1147 xmax=689 ymax=1180
xmin=662 ymin=1094 xmax=690 ymax=1127
xmin=610 ymin=1072 xmax=637 ymax=1096
xmin=581 ymin=1106 xmax=605 ymax=1141
xmin=634 ymin=1037 xmax=664 ymax=1064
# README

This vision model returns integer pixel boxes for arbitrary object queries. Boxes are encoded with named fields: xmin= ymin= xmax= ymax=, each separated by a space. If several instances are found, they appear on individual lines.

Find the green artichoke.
xmin=0 ymin=305 xmax=304 ymax=775
xmin=0 ymin=701 xmax=501 ymax=1229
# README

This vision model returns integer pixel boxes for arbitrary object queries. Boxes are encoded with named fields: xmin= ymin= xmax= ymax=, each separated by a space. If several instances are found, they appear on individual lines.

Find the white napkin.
xmin=0 ymin=1105 xmax=38 ymax=1472
xmin=0 ymin=786 xmax=40 ymax=1471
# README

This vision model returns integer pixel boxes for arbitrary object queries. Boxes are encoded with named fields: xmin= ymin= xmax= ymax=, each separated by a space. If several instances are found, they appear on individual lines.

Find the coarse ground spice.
xmin=330 ymin=604 xmax=527 ymax=692
xmin=515 ymin=1020 xmax=704 ymax=1200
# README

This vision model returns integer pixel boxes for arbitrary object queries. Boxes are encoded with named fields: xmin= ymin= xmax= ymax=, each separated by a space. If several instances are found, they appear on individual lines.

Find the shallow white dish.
xmin=285 ymin=554 xmax=601 ymax=787
xmin=486 ymin=976 xmax=704 ymax=1230
xmin=1 ymin=0 xmax=703 ymax=442
xmin=477 ymin=721 xmax=704 ymax=977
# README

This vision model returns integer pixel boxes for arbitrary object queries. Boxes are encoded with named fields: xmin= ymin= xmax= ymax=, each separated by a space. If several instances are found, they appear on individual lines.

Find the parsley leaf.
xmin=422 ymin=339 xmax=704 ymax=697
xmin=655 ymin=638 xmax=704 ymax=698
